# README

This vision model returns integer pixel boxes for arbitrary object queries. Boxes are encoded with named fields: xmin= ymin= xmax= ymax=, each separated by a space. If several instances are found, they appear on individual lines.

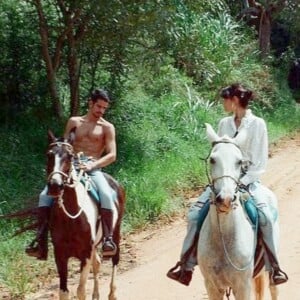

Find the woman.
xmin=167 ymin=83 xmax=288 ymax=286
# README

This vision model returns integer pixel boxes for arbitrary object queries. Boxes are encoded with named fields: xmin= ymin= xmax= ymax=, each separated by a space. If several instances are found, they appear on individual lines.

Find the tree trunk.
xmin=259 ymin=9 xmax=272 ymax=59
xmin=34 ymin=0 xmax=63 ymax=119
xmin=241 ymin=0 xmax=287 ymax=60
xmin=67 ymin=30 xmax=81 ymax=116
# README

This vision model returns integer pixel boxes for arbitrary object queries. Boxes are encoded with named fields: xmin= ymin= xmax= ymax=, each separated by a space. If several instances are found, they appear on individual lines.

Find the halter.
xmin=47 ymin=142 xmax=74 ymax=185
xmin=204 ymin=140 xmax=244 ymax=200
xmin=204 ymin=140 xmax=257 ymax=272
xmin=47 ymin=141 xmax=88 ymax=219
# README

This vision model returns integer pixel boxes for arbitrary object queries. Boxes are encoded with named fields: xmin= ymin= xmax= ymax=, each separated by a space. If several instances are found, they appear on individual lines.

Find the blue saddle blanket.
xmin=80 ymin=176 xmax=100 ymax=203
xmin=197 ymin=193 xmax=260 ymax=230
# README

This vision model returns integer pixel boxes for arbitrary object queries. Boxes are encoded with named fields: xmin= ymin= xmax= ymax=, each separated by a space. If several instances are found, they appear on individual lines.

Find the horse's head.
xmin=46 ymin=128 xmax=76 ymax=197
xmin=205 ymin=123 xmax=248 ymax=213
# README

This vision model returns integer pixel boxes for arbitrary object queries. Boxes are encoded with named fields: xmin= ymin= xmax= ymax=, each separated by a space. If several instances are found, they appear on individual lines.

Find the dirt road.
xmin=28 ymin=133 xmax=300 ymax=300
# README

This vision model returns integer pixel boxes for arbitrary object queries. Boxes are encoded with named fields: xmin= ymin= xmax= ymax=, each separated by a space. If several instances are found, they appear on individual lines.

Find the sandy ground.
xmin=26 ymin=133 xmax=300 ymax=300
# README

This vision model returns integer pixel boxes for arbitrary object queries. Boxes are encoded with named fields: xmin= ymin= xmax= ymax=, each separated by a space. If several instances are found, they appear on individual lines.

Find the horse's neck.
xmin=60 ymin=187 xmax=80 ymax=209
xmin=207 ymin=205 xmax=250 ymax=242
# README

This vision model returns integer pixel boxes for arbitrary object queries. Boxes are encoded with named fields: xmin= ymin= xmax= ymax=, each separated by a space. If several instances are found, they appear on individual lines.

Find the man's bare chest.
xmin=75 ymin=122 xmax=104 ymax=142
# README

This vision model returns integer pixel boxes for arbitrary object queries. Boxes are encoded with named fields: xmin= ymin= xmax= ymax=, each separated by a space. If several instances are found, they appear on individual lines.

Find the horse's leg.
xmin=269 ymin=284 xmax=278 ymax=300
xmin=91 ymin=251 xmax=101 ymax=300
xmin=204 ymin=281 xmax=224 ymax=300
xmin=268 ymin=272 xmax=279 ymax=300
xmin=253 ymin=272 xmax=266 ymax=300
xmin=55 ymin=255 xmax=69 ymax=300
xmin=108 ymin=264 xmax=118 ymax=300
xmin=232 ymin=280 xmax=252 ymax=300
xmin=77 ymin=258 xmax=92 ymax=300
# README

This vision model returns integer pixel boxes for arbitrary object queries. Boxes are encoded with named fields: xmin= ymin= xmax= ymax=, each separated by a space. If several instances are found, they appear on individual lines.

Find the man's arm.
xmin=83 ymin=123 xmax=117 ymax=172
xmin=94 ymin=123 xmax=116 ymax=168
xmin=63 ymin=117 xmax=77 ymax=139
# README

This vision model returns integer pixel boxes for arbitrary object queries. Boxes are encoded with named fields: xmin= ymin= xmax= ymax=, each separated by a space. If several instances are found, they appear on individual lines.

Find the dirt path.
xmin=27 ymin=133 xmax=300 ymax=300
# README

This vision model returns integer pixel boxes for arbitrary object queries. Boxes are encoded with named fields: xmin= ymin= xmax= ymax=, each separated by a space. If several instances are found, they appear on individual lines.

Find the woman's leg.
xmin=251 ymin=183 xmax=288 ymax=285
xmin=167 ymin=187 xmax=211 ymax=285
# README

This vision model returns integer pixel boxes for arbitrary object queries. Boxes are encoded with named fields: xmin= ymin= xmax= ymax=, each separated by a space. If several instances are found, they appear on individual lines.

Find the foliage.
xmin=1 ymin=0 xmax=300 ymax=298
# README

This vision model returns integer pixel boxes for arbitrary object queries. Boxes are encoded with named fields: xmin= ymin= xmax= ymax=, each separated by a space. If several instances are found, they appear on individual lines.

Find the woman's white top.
xmin=217 ymin=109 xmax=268 ymax=186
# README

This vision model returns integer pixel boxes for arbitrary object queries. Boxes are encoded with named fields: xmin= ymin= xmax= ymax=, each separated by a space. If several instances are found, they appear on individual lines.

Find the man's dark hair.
xmin=90 ymin=89 xmax=110 ymax=103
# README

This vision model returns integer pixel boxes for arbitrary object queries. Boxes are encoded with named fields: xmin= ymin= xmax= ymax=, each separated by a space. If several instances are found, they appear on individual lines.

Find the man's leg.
xmin=89 ymin=170 xmax=117 ymax=257
xmin=25 ymin=187 xmax=51 ymax=260
xmin=167 ymin=187 xmax=211 ymax=286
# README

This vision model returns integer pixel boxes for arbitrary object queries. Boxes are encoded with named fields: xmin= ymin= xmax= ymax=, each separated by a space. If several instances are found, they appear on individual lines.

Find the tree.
xmin=29 ymin=0 xmax=99 ymax=118
xmin=240 ymin=0 xmax=287 ymax=58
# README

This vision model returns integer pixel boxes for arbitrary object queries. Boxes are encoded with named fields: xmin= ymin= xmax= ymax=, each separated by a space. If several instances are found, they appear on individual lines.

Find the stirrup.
xmin=102 ymin=238 xmax=117 ymax=257
xmin=167 ymin=261 xmax=182 ymax=275
xmin=270 ymin=268 xmax=288 ymax=285
xmin=166 ymin=261 xmax=193 ymax=286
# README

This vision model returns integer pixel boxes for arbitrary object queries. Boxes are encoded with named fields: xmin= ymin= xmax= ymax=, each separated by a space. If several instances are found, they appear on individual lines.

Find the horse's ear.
xmin=68 ymin=127 xmax=77 ymax=145
xmin=48 ymin=129 xmax=56 ymax=144
xmin=205 ymin=123 xmax=219 ymax=143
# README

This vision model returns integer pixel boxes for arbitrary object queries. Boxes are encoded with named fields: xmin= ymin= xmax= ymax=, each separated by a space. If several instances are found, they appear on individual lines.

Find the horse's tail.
xmin=0 ymin=207 xmax=37 ymax=219
xmin=0 ymin=207 xmax=38 ymax=237
xmin=12 ymin=221 xmax=38 ymax=237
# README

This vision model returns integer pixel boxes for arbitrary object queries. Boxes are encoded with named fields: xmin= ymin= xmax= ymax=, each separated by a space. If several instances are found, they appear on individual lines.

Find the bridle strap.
xmin=47 ymin=170 xmax=70 ymax=182
xmin=203 ymin=139 xmax=243 ymax=190
xmin=212 ymin=140 xmax=240 ymax=150
xmin=49 ymin=142 xmax=73 ymax=150
xmin=47 ymin=141 xmax=74 ymax=184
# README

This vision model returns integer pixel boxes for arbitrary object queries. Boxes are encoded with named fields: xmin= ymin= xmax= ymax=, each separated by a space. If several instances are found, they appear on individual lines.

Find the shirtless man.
xmin=26 ymin=89 xmax=117 ymax=260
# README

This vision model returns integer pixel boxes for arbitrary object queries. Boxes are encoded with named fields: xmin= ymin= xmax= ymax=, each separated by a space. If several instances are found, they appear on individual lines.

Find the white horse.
xmin=197 ymin=123 xmax=278 ymax=300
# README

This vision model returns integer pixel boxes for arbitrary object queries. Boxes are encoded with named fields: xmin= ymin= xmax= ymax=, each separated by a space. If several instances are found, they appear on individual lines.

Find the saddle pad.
xmin=80 ymin=176 xmax=100 ymax=203
xmin=242 ymin=196 xmax=258 ymax=226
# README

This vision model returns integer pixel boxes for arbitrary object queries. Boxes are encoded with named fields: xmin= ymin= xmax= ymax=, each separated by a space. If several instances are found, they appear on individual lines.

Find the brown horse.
xmin=46 ymin=128 xmax=125 ymax=300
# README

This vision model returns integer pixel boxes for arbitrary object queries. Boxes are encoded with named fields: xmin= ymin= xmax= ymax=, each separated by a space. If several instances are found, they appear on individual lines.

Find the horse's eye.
xmin=47 ymin=150 xmax=54 ymax=156
xmin=210 ymin=157 xmax=216 ymax=164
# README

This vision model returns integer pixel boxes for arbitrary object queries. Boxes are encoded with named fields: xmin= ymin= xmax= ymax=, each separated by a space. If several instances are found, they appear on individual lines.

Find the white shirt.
xmin=217 ymin=109 xmax=268 ymax=186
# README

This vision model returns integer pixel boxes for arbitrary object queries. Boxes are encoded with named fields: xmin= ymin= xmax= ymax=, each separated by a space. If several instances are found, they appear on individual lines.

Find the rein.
xmin=216 ymin=192 xmax=258 ymax=271
xmin=56 ymin=169 xmax=87 ymax=219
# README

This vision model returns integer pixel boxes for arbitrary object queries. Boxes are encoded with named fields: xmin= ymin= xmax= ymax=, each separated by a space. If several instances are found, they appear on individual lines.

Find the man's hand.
xmin=79 ymin=161 xmax=96 ymax=172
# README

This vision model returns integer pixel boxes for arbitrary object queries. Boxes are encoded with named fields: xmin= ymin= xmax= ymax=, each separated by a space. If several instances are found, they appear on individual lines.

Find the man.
xmin=26 ymin=88 xmax=118 ymax=260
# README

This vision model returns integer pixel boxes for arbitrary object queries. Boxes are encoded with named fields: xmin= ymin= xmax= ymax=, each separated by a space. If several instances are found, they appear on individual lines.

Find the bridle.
xmin=47 ymin=142 xmax=75 ymax=186
xmin=47 ymin=141 xmax=88 ymax=219
xmin=204 ymin=140 xmax=245 ymax=200
xmin=203 ymin=139 xmax=257 ymax=272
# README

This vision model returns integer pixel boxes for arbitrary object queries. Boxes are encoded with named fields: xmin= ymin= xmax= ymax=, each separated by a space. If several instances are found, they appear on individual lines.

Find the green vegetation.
xmin=1 ymin=1 xmax=300 ymax=298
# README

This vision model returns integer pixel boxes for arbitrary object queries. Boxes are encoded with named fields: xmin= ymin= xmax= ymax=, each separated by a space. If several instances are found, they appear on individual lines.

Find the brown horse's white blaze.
xmin=46 ymin=129 xmax=125 ymax=300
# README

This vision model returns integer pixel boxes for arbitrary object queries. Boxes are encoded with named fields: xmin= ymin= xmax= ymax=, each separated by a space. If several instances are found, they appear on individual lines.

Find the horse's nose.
xmin=47 ymin=181 xmax=64 ymax=196
xmin=215 ymin=195 xmax=232 ymax=208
